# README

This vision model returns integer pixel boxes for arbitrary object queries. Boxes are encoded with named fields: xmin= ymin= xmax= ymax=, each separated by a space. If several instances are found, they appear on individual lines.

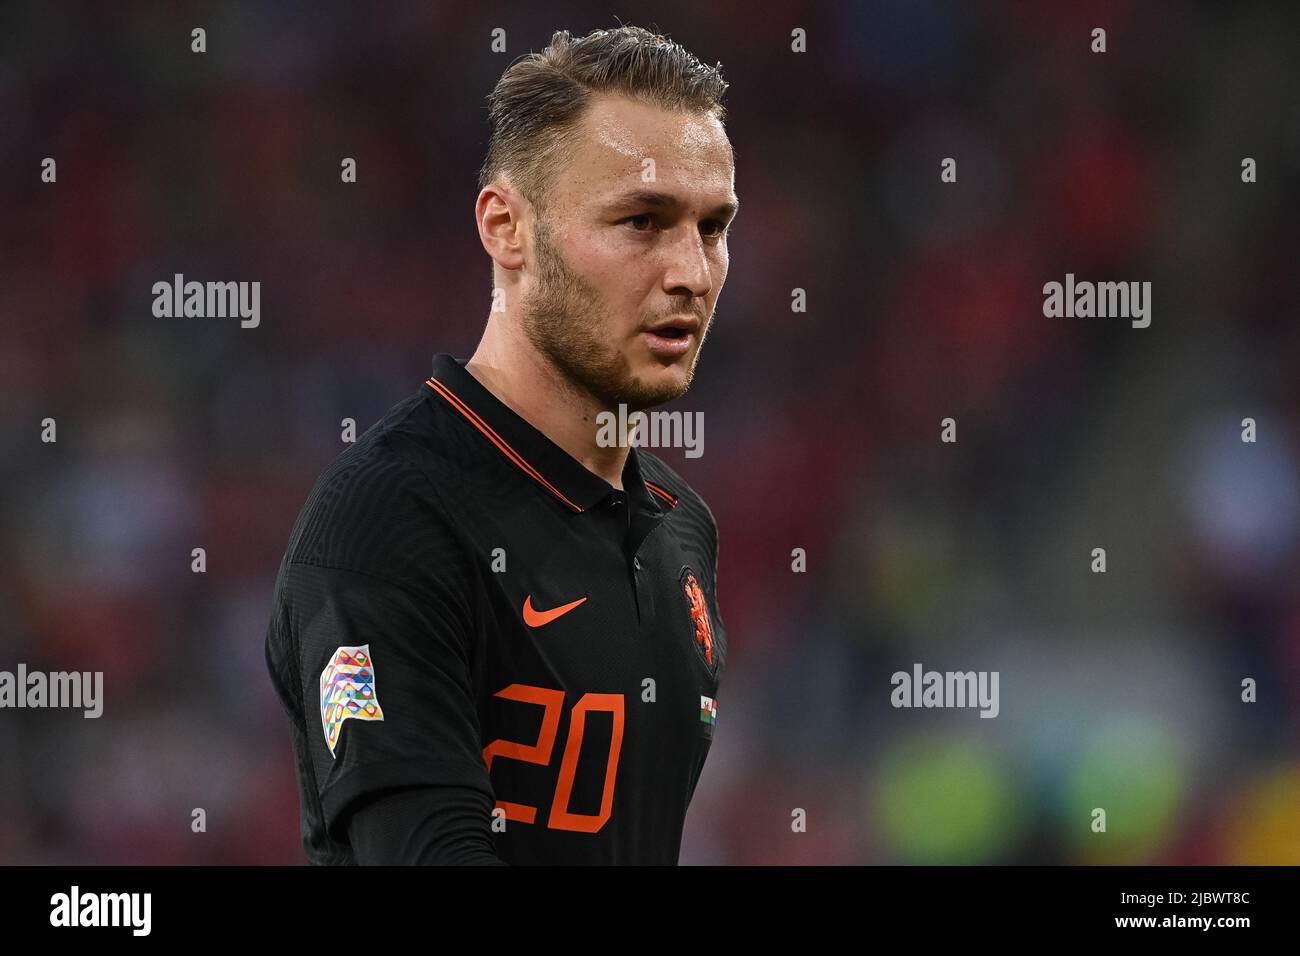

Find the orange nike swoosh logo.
xmin=522 ymin=595 xmax=587 ymax=628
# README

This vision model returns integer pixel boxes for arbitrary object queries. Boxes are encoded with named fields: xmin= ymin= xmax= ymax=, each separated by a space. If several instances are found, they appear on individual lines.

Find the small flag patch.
xmin=700 ymin=695 xmax=718 ymax=725
xmin=320 ymin=644 xmax=384 ymax=757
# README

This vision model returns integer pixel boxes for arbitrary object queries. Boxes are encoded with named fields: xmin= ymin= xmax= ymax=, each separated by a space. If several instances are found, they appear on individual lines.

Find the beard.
xmin=521 ymin=216 xmax=710 ymax=413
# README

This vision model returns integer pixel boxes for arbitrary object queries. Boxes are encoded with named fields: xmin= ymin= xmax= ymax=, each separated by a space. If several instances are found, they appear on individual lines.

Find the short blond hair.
xmin=478 ymin=25 xmax=729 ymax=212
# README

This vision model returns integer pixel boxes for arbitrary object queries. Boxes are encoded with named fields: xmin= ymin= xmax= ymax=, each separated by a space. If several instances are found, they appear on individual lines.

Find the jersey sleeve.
xmin=347 ymin=785 xmax=507 ymax=865
xmin=282 ymin=558 xmax=495 ymax=838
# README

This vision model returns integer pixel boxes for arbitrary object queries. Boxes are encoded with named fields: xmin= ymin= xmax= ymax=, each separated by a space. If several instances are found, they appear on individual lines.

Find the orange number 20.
xmin=481 ymin=684 xmax=625 ymax=833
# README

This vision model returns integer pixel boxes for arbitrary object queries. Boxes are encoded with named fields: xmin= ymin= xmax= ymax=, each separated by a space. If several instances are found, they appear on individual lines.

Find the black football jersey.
xmin=265 ymin=353 xmax=726 ymax=864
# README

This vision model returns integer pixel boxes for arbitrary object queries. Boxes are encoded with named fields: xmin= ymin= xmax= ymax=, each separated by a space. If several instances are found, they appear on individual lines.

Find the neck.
xmin=466 ymin=318 xmax=630 ymax=490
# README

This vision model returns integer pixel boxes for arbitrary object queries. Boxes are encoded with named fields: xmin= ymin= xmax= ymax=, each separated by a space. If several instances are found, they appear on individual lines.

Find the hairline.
xmin=500 ymin=94 xmax=733 ymax=221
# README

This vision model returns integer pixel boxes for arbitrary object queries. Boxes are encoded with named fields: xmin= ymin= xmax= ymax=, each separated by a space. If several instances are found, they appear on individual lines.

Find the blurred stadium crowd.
xmin=1 ymin=1 xmax=1298 ymax=863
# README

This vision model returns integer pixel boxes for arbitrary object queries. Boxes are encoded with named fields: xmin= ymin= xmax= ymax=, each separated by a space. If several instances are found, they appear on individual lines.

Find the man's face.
xmin=519 ymin=93 xmax=737 ymax=412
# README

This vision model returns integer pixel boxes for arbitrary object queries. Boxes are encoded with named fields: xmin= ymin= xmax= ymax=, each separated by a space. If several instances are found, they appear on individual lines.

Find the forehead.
xmin=557 ymin=93 xmax=735 ymax=205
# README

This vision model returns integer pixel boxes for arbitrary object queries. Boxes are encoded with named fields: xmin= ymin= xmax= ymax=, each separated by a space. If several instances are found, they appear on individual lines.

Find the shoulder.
xmin=283 ymin=386 xmax=468 ymax=587
xmin=637 ymin=450 xmax=719 ymax=557
xmin=637 ymin=451 xmax=727 ymax=653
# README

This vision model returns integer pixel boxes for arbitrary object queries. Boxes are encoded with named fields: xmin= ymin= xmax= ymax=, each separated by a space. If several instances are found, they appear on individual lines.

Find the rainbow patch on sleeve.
xmin=320 ymin=644 xmax=384 ymax=757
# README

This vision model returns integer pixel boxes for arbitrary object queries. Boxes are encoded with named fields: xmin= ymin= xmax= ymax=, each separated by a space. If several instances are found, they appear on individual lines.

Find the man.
xmin=265 ymin=25 xmax=736 ymax=865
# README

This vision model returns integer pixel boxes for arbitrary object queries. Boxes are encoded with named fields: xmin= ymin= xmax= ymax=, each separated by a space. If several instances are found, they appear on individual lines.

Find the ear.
xmin=476 ymin=182 xmax=527 ymax=273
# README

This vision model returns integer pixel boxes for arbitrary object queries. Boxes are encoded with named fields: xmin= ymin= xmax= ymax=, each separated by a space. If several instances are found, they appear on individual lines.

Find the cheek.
xmin=576 ymin=239 xmax=637 ymax=287
xmin=712 ymin=248 xmax=730 ymax=289
xmin=584 ymin=247 xmax=655 ymax=303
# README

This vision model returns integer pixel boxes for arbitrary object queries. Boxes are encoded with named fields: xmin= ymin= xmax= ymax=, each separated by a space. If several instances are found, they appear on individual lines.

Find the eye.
xmin=624 ymin=214 xmax=654 ymax=231
xmin=700 ymin=219 xmax=729 ymax=239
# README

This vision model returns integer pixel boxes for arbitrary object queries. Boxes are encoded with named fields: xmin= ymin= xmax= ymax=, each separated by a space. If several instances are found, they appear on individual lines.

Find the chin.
xmin=620 ymin=362 xmax=693 ymax=410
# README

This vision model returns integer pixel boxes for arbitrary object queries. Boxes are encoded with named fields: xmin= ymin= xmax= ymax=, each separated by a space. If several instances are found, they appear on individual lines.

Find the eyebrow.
xmin=606 ymin=189 xmax=739 ymax=220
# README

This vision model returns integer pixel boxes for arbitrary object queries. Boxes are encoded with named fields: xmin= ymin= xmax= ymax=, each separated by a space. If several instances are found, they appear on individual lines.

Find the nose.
xmin=661 ymin=224 xmax=713 ymax=300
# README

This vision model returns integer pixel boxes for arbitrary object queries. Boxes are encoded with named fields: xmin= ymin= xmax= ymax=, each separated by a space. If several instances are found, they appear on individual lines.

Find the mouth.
xmin=641 ymin=315 xmax=701 ymax=359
